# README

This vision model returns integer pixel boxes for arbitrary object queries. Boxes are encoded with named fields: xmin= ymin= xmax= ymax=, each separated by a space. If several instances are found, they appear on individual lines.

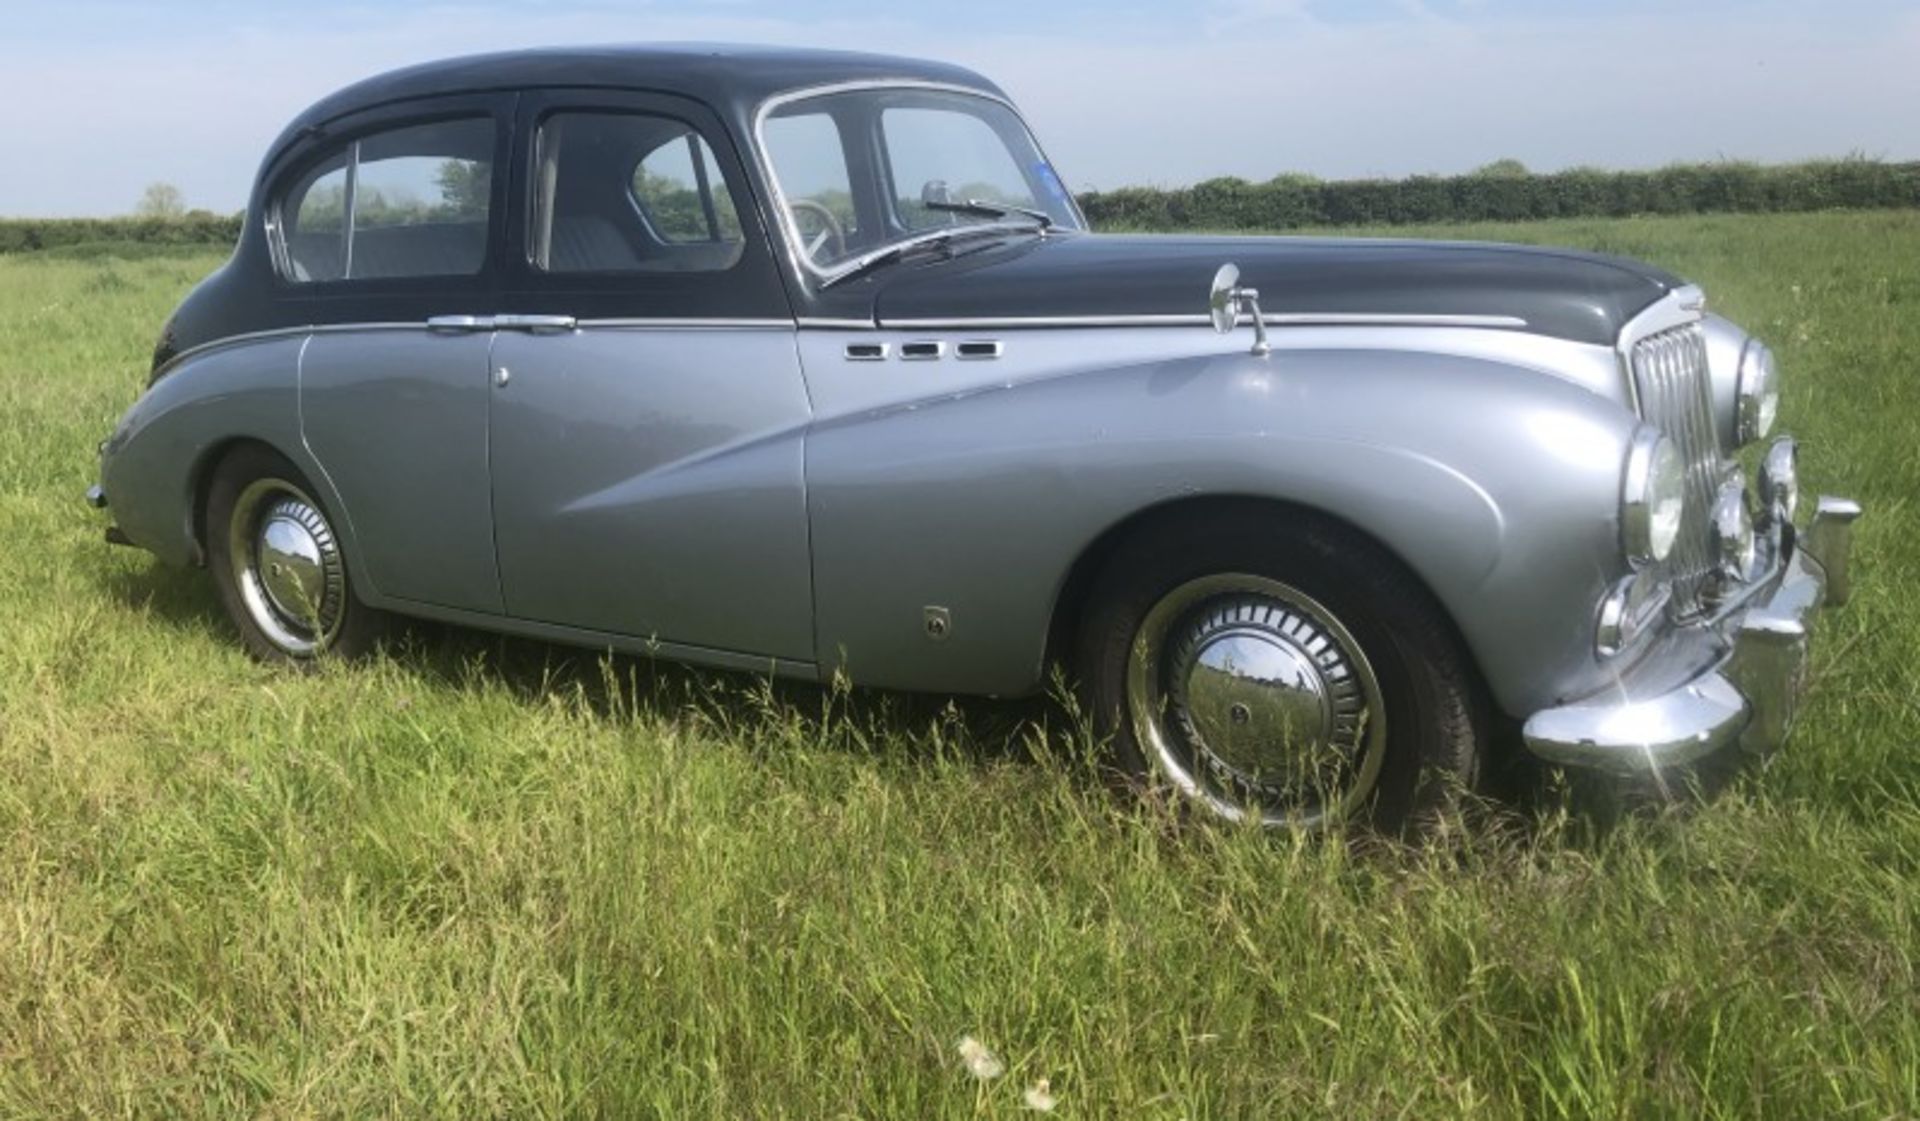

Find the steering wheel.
xmin=787 ymin=199 xmax=847 ymax=263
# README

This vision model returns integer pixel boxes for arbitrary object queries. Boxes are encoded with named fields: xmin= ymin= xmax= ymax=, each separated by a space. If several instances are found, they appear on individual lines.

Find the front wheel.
xmin=1075 ymin=510 xmax=1487 ymax=831
xmin=206 ymin=444 xmax=386 ymax=664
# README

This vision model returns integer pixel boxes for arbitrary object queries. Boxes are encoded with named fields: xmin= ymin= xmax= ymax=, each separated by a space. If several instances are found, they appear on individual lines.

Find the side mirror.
xmin=1208 ymin=262 xmax=1271 ymax=357
xmin=921 ymin=179 xmax=953 ymax=208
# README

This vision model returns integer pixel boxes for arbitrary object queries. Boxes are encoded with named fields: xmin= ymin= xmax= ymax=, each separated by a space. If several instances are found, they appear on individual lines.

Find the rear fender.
xmin=100 ymin=336 xmax=359 ymax=572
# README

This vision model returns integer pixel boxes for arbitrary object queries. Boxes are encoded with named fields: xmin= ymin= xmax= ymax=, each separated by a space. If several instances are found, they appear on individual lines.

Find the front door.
xmin=486 ymin=91 xmax=814 ymax=661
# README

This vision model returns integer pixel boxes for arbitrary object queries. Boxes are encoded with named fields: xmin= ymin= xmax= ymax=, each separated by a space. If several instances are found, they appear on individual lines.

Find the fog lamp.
xmin=1595 ymin=572 xmax=1662 ymax=659
xmin=1710 ymin=477 xmax=1757 ymax=584
xmin=1758 ymin=436 xmax=1799 ymax=525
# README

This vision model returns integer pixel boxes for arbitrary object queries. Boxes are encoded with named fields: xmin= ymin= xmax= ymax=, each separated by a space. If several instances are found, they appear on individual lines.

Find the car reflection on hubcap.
xmin=227 ymin=479 xmax=345 ymax=655
xmin=1127 ymin=575 xmax=1386 ymax=825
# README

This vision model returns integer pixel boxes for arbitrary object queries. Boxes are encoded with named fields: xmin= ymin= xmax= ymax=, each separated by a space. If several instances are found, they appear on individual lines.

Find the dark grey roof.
xmin=272 ymin=42 xmax=1002 ymax=154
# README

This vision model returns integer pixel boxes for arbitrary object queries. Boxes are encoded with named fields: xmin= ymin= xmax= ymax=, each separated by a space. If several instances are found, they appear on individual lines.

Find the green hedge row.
xmin=1078 ymin=159 xmax=1920 ymax=230
xmin=4 ymin=159 xmax=1917 ymax=253
xmin=0 ymin=214 xmax=243 ymax=255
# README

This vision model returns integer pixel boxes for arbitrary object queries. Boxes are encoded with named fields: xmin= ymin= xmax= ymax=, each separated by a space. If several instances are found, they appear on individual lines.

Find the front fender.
xmin=805 ymin=338 xmax=1638 ymax=715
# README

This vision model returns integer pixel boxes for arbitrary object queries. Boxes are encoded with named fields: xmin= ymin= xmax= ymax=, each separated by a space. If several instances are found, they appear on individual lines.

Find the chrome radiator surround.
xmin=1630 ymin=321 xmax=1724 ymax=617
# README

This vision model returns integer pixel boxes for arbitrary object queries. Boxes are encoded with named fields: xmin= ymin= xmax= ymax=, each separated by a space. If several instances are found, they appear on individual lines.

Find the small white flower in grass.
xmin=1023 ymin=1078 xmax=1057 ymax=1112
xmin=955 ymin=1035 xmax=1004 ymax=1080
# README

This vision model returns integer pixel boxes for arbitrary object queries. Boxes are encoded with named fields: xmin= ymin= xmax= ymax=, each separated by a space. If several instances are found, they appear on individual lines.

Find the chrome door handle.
xmin=427 ymin=314 xmax=494 ymax=334
xmin=494 ymin=314 xmax=578 ymax=335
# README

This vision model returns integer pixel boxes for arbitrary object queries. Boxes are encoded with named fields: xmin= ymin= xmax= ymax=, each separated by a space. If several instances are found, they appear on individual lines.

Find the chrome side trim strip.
xmin=877 ymin=312 xmax=1529 ymax=331
xmin=153 ymin=322 xmax=422 ymax=380
xmin=1263 ymin=312 xmax=1527 ymax=329
xmin=152 ymin=310 xmax=1526 ymax=379
xmin=579 ymin=317 xmax=793 ymax=330
xmin=153 ymin=318 xmax=802 ymax=379
xmin=798 ymin=317 xmax=879 ymax=330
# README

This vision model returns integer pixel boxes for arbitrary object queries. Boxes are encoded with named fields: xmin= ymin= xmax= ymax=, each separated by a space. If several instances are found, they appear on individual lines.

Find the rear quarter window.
xmin=277 ymin=117 xmax=494 ymax=283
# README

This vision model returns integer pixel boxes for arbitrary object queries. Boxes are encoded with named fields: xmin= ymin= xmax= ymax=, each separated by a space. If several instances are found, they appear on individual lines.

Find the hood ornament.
xmin=1209 ymin=263 xmax=1271 ymax=357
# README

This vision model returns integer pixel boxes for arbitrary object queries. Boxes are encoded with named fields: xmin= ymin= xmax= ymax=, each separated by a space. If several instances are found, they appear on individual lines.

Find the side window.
xmin=278 ymin=117 xmax=494 ymax=283
xmin=529 ymin=112 xmax=745 ymax=275
xmin=283 ymin=156 xmax=350 ymax=282
xmin=761 ymin=111 xmax=860 ymax=265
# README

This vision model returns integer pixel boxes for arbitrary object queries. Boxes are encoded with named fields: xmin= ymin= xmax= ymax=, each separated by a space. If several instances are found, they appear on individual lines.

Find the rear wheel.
xmin=206 ymin=445 xmax=385 ymax=664
xmin=1075 ymin=510 xmax=1487 ymax=831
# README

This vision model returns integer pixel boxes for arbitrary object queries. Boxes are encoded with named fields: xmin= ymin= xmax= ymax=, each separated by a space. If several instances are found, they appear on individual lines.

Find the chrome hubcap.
xmin=258 ymin=505 xmax=328 ymax=623
xmin=1127 ymin=575 xmax=1386 ymax=826
xmin=228 ymin=479 xmax=345 ymax=655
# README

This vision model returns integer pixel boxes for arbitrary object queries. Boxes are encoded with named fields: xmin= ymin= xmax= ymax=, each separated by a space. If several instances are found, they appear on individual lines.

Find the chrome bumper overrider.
xmin=1523 ymin=495 xmax=1862 ymax=773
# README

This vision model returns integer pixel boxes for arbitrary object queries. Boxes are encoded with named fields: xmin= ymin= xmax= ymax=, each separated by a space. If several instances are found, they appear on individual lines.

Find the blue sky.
xmin=3 ymin=0 xmax=1916 ymax=216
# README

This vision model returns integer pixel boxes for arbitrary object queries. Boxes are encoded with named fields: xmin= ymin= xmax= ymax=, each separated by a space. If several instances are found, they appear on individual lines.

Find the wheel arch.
xmin=1043 ymin=493 xmax=1488 ymax=695
xmin=188 ymin=435 xmax=365 ymax=595
xmin=187 ymin=436 xmax=273 ymax=566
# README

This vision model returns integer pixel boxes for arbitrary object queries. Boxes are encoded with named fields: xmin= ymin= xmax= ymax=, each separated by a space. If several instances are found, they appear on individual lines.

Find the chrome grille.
xmin=1631 ymin=323 xmax=1722 ymax=616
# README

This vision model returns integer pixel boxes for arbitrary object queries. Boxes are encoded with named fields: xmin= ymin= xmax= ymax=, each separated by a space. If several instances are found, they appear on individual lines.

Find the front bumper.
xmin=1522 ymin=495 xmax=1862 ymax=773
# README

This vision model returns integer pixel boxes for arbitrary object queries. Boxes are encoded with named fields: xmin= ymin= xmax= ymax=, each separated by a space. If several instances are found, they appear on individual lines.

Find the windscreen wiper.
xmin=818 ymin=220 xmax=1045 ymax=290
xmin=922 ymin=197 xmax=1054 ymax=229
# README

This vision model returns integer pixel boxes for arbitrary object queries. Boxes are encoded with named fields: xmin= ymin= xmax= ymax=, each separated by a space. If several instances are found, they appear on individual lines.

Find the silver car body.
xmin=96 ymin=45 xmax=1860 ymax=774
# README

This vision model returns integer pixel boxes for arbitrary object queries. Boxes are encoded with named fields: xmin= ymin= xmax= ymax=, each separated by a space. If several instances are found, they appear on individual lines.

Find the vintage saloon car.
xmin=91 ymin=45 xmax=1861 ymax=828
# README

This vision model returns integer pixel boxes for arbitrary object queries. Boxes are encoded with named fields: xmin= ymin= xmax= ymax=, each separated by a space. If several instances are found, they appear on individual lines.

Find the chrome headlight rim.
xmin=1735 ymin=339 xmax=1779 ymax=446
xmin=1622 ymin=427 xmax=1686 ymax=565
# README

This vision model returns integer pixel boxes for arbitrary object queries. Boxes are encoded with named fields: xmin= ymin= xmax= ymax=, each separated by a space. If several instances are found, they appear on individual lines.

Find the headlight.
xmin=1735 ymin=340 xmax=1779 ymax=445
xmin=1711 ymin=477 xmax=1757 ymax=582
xmin=1623 ymin=428 xmax=1686 ymax=564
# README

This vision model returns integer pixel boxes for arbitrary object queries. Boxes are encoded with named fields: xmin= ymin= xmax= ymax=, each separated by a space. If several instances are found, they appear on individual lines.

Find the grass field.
xmin=1 ymin=211 xmax=1916 ymax=1118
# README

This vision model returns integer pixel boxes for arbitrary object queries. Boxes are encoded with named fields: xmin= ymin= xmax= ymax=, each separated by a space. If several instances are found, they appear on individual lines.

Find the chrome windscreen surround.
xmin=751 ymin=79 xmax=1089 ymax=289
xmin=1628 ymin=320 xmax=1724 ymax=617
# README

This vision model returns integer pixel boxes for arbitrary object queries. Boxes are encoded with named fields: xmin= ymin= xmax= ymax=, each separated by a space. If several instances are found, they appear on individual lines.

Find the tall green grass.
xmin=1 ymin=213 xmax=1915 ymax=1118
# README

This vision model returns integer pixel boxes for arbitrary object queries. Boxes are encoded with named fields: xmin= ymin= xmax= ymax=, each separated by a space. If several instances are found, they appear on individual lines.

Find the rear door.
xmin=284 ymin=94 xmax=512 ymax=613
xmin=486 ymin=90 xmax=814 ymax=660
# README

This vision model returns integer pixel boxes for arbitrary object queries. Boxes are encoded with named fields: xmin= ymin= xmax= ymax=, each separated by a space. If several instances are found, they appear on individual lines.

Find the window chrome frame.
xmin=751 ymin=80 xmax=1088 ymax=289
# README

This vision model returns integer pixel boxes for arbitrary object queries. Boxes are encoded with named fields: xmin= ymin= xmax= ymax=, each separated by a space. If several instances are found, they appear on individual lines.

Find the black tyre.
xmin=1075 ymin=507 xmax=1487 ymax=831
xmin=205 ymin=444 xmax=386 ymax=664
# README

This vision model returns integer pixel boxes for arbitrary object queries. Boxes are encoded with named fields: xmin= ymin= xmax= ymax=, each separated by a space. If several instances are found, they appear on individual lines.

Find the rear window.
xmin=278 ymin=117 xmax=494 ymax=282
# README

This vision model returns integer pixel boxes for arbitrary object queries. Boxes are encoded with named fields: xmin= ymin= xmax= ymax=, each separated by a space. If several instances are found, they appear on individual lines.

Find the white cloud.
xmin=1 ymin=3 xmax=1915 ymax=215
